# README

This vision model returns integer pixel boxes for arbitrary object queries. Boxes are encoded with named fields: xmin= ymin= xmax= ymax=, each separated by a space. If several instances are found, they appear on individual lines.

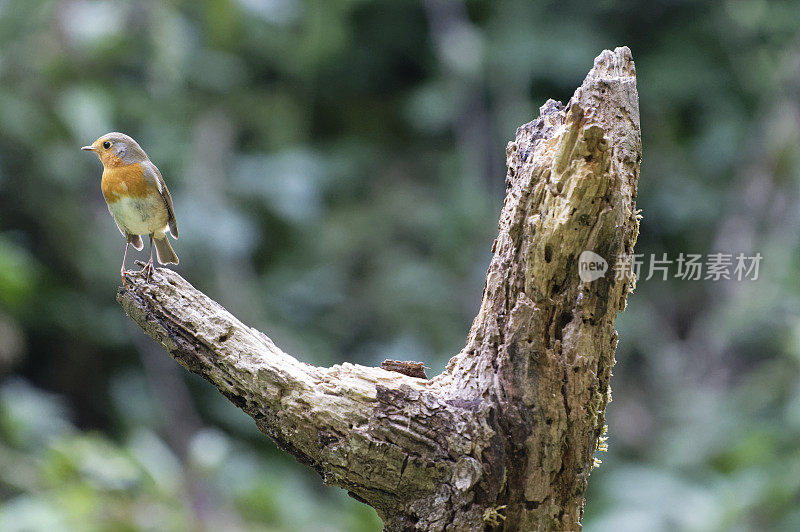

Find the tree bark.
xmin=117 ymin=46 xmax=640 ymax=531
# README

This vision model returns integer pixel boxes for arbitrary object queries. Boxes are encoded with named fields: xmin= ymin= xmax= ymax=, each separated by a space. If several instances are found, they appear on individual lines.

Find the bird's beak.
xmin=81 ymin=145 xmax=96 ymax=152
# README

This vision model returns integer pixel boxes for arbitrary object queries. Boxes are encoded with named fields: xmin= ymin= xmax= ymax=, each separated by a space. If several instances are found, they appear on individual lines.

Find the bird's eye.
xmin=102 ymin=141 xmax=111 ymax=149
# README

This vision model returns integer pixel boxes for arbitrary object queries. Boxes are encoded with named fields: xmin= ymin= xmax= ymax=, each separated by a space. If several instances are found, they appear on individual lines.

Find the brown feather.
xmin=142 ymin=161 xmax=178 ymax=239
xmin=127 ymin=233 xmax=143 ymax=250
xmin=153 ymin=236 xmax=179 ymax=265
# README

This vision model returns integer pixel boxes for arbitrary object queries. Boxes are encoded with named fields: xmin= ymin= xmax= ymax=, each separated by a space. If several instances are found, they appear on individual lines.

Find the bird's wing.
xmin=141 ymin=161 xmax=178 ymax=238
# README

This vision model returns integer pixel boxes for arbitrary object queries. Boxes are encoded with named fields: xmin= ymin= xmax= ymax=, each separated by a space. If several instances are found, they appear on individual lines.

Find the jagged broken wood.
xmin=117 ymin=47 xmax=640 ymax=531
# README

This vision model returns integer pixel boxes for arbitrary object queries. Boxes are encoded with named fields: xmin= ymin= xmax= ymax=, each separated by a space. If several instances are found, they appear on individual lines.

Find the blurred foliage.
xmin=0 ymin=0 xmax=798 ymax=530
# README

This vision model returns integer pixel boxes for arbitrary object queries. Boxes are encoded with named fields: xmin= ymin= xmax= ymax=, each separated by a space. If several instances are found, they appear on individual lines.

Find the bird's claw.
xmin=137 ymin=260 xmax=155 ymax=282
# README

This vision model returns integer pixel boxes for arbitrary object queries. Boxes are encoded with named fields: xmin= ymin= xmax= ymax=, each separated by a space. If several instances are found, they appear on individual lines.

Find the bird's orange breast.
xmin=101 ymin=163 xmax=153 ymax=204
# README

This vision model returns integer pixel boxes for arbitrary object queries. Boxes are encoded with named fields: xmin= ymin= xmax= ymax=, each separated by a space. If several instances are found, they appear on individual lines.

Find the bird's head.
xmin=81 ymin=132 xmax=148 ymax=167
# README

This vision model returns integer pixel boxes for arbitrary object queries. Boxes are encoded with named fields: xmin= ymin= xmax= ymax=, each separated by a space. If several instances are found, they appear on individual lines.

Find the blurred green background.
xmin=1 ymin=0 xmax=799 ymax=530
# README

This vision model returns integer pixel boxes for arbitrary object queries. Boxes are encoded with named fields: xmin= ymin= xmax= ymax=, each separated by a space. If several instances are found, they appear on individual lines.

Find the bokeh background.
xmin=1 ymin=0 xmax=799 ymax=530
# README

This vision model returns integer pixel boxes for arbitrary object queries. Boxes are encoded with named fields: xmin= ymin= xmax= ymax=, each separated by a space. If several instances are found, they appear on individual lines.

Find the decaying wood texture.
xmin=117 ymin=46 xmax=640 ymax=531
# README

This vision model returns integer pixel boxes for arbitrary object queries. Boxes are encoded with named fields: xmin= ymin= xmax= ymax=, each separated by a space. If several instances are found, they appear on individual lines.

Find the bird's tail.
xmin=153 ymin=236 xmax=179 ymax=265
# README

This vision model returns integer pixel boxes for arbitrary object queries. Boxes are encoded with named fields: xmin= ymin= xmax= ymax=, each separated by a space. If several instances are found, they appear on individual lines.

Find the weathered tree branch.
xmin=118 ymin=47 xmax=640 ymax=531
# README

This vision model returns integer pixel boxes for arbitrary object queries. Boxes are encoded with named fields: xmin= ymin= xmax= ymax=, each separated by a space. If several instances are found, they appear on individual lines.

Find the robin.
xmin=81 ymin=132 xmax=179 ymax=285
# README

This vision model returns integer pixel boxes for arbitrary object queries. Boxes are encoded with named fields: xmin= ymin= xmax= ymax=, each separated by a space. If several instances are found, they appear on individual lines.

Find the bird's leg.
xmin=141 ymin=234 xmax=155 ymax=281
xmin=121 ymin=242 xmax=130 ymax=288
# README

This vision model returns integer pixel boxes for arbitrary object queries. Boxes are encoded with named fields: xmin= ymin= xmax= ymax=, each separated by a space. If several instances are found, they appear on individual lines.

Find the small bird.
xmin=82 ymin=132 xmax=178 ymax=285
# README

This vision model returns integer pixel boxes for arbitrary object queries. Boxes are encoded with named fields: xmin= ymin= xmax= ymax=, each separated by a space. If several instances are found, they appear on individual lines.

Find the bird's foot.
xmin=120 ymin=269 xmax=130 ymax=289
xmin=134 ymin=260 xmax=155 ymax=282
xmin=143 ymin=260 xmax=154 ymax=282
